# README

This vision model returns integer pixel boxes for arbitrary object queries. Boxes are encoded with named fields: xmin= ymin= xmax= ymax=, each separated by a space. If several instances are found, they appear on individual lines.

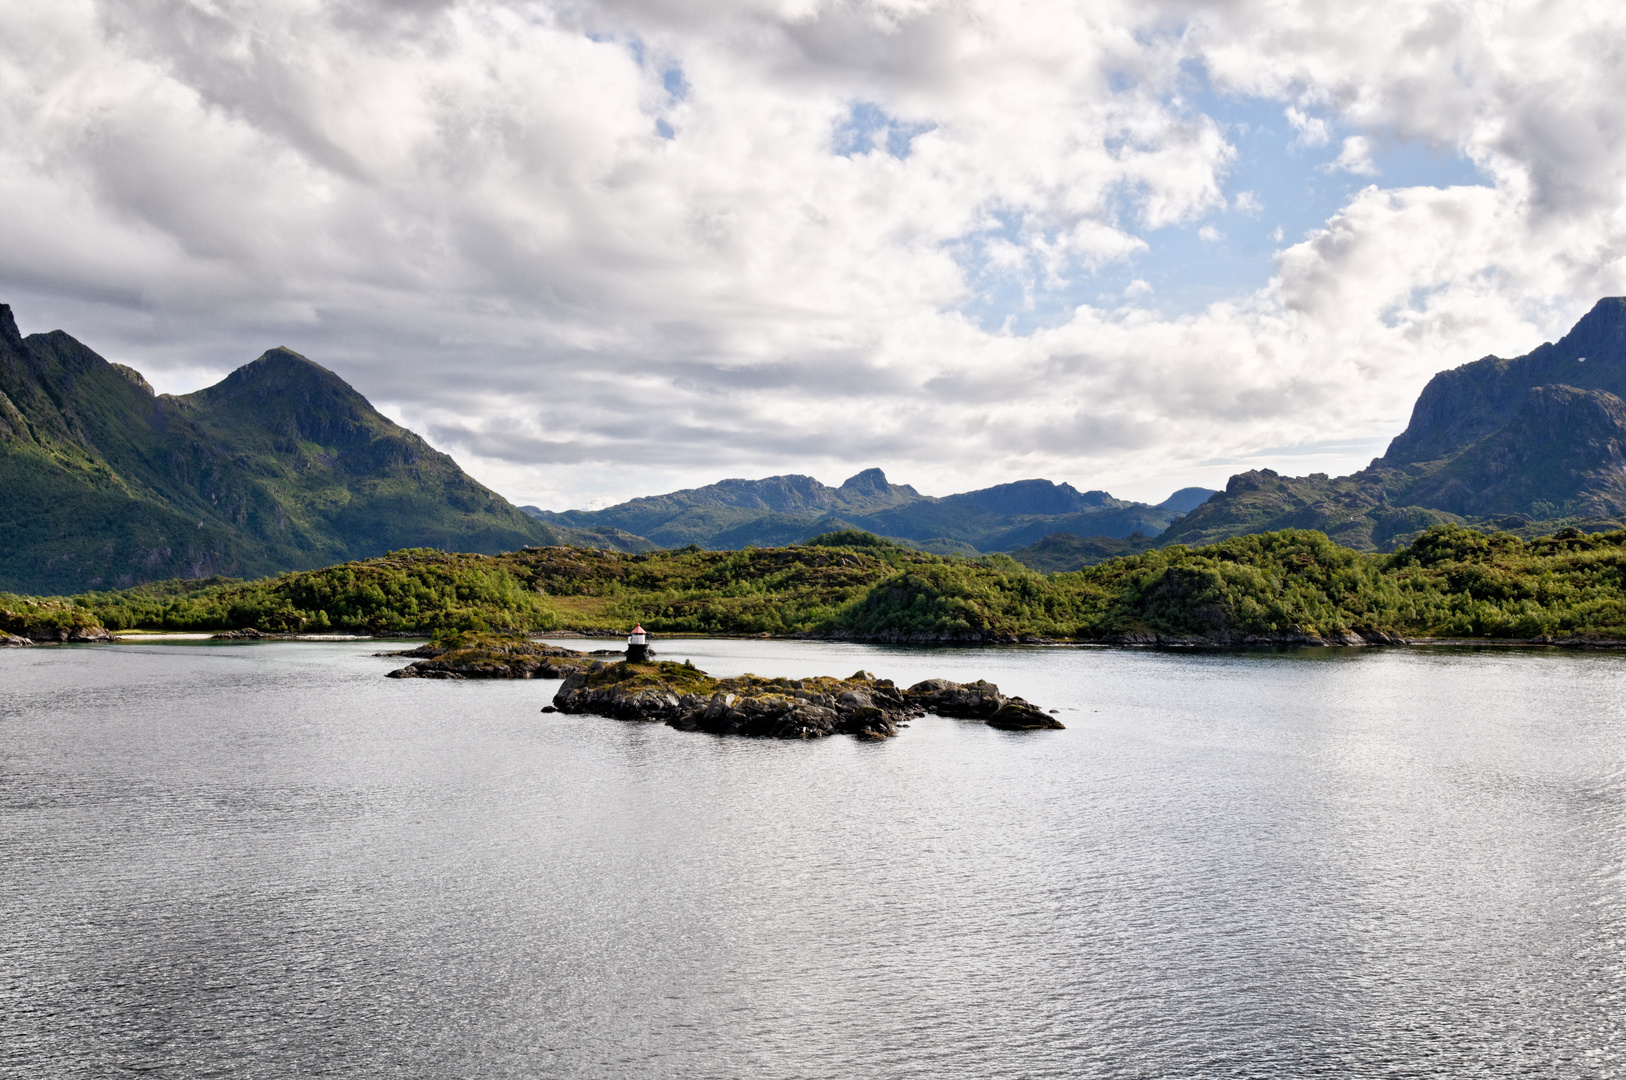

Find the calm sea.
xmin=2 ymin=638 xmax=1622 ymax=1078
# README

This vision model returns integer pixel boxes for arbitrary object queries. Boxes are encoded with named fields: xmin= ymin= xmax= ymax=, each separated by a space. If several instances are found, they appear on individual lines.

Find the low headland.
xmin=5 ymin=524 xmax=1626 ymax=649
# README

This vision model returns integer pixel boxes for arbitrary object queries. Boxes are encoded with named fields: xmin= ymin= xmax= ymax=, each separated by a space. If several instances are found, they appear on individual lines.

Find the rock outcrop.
xmin=549 ymin=662 xmax=1063 ymax=739
xmin=14 ymin=625 xmax=114 ymax=643
xmin=386 ymin=634 xmax=592 ymax=679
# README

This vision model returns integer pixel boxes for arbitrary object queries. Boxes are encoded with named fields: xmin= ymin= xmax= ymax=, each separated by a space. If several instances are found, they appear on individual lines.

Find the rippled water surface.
xmin=3 ymin=638 xmax=1624 ymax=1078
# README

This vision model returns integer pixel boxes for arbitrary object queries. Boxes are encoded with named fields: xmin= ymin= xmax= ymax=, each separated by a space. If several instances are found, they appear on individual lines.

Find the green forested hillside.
xmin=37 ymin=525 xmax=1626 ymax=644
xmin=0 ymin=303 xmax=630 ymax=594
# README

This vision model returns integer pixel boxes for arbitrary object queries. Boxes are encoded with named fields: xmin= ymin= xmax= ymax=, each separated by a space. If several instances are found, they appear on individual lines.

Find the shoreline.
xmin=8 ymin=627 xmax=1624 ymax=651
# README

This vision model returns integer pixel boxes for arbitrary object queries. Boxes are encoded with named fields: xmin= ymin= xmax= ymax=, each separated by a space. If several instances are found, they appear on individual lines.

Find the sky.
xmin=4 ymin=0 xmax=1626 ymax=510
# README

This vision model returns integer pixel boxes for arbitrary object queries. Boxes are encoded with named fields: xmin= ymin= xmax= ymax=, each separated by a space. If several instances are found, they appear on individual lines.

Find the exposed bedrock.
xmin=549 ymin=662 xmax=1063 ymax=739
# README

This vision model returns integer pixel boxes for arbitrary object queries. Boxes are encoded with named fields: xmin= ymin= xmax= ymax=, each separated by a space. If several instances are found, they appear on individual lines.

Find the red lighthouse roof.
xmin=632 ymin=624 xmax=645 ymax=633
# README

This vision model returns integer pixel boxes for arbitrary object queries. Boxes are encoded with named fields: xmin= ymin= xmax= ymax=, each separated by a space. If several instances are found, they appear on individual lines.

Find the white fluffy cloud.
xmin=3 ymin=0 xmax=1625 ymax=507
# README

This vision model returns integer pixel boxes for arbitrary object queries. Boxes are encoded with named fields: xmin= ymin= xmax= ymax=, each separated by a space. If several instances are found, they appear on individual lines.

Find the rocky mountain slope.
xmin=0 ymin=303 xmax=619 ymax=593
xmin=1162 ymin=298 xmax=1626 ymax=550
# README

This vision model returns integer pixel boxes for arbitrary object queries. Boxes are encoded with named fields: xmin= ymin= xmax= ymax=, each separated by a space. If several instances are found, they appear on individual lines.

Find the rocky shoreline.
xmin=0 ymin=626 xmax=114 ymax=646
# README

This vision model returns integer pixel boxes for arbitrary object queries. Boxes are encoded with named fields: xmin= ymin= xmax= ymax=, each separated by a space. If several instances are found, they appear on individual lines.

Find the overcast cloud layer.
xmin=4 ymin=0 xmax=1626 ymax=508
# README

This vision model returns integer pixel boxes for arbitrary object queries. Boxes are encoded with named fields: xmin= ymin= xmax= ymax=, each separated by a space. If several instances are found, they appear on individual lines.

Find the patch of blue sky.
xmin=834 ymin=101 xmax=935 ymax=160
xmin=662 ymin=65 xmax=688 ymax=103
xmin=587 ymin=31 xmax=686 ymax=134
xmin=950 ymin=79 xmax=1489 ymax=333
xmin=951 ymin=211 xmax=1099 ymax=334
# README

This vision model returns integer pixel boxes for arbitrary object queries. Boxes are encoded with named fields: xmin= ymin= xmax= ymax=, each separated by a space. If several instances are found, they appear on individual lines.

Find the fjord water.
xmin=2 ymin=640 xmax=1622 ymax=1078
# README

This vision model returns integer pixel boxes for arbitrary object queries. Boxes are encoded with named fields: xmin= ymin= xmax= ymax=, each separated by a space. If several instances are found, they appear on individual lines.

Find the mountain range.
xmin=8 ymin=295 xmax=1625 ymax=593
xmin=0 ymin=299 xmax=1213 ymax=593
xmin=1161 ymin=297 xmax=1626 ymax=552
xmin=522 ymin=472 xmax=1214 ymax=553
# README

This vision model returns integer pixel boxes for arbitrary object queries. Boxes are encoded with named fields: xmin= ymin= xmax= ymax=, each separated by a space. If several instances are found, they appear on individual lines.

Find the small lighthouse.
xmin=626 ymin=624 xmax=650 ymax=663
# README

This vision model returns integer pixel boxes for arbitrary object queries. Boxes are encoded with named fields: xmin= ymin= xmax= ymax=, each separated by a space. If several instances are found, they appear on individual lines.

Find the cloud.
xmin=0 ymin=0 xmax=1624 ymax=509
xmin=1285 ymin=106 xmax=1331 ymax=147
xmin=1329 ymin=135 xmax=1379 ymax=175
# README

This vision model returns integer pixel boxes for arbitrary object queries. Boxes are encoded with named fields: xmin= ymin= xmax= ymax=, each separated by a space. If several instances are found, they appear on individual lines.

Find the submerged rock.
xmin=549 ymin=663 xmax=1062 ymax=739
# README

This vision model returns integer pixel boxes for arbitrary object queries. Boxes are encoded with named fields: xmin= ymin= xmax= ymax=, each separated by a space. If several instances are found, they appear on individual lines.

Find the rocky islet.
xmin=546 ymin=661 xmax=1063 ymax=740
xmin=382 ymin=633 xmax=1062 ymax=740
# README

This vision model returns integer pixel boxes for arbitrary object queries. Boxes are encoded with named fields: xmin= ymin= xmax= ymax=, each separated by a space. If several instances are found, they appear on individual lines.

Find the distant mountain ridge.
xmin=0 ymin=303 xmax=633 ymax=594
xmin=1163 ymin=297 xmax=1626 ymax=550
xmin=525 ymin=469 xmax=1211 ymax=552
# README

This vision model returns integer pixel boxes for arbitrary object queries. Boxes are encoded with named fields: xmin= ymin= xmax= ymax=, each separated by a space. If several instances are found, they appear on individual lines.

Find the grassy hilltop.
xmin=8 ymin=525 xmax=1626 ymax=645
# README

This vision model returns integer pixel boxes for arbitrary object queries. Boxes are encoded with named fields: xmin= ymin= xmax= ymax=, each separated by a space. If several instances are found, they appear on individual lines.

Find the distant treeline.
xmin=7 ymin=526 xmax=1626 ymax=643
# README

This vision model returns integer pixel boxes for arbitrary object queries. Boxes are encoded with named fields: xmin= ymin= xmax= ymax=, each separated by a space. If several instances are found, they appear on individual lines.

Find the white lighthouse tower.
xmin=626 ymin=624 xmax=649 ymax=663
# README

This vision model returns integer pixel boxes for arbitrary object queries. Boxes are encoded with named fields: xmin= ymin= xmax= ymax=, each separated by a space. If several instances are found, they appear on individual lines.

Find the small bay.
xmin=2 ymin=639 xmax=1622 ymax=1078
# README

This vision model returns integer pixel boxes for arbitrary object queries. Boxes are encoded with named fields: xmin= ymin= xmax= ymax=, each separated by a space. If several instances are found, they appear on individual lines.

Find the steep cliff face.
xmin=1161 ymin=298 xmax=1626 ymax=550
xmin=1383 ymin=297 xmax=1626 ymax=466
xmin=0 ymin=303 xmax=573 ymax=594
xmin=1396 ymin=385 xmax=1626 ymax=518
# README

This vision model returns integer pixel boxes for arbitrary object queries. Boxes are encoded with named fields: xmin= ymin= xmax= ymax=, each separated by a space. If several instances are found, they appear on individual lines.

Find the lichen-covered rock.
xmin=1 ymin=632 xmax=31 ymax=647
xmin=551 ymin=661 xmax=924 ymax=739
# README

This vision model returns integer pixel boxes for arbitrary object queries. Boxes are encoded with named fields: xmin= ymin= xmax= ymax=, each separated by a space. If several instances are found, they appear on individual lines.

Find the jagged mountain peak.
xmin=1552 ymin=296 xmax=1626 ymax=362
xmin=1382 ymin=297 xmax=1626 ymax=466
xmin=841 ymin=467 xmax=890 ymax=491
xmin=0 ymin=303 xmax=20 ymax=347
